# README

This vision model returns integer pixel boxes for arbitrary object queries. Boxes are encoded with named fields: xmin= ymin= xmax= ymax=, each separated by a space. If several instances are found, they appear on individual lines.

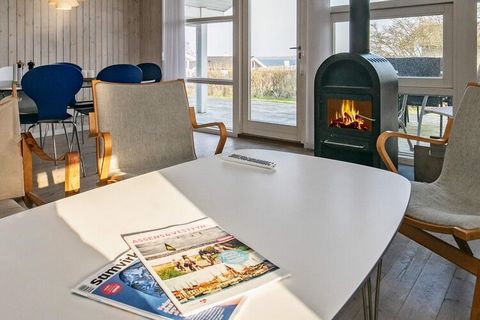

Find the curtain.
xmin=163 ymin=0 xmax=186 ymax=81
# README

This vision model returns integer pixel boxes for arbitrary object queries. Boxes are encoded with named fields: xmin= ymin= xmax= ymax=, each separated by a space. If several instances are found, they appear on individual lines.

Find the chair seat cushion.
xmin=0 ymin=199 xmax=25 ymax=219
xmin=407 ymin=181 xmax=480 ymax=230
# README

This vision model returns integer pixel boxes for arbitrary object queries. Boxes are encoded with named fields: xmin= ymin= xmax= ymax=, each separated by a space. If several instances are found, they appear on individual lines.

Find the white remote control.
xmin=222 ymin=153 xmax=277 ymax=169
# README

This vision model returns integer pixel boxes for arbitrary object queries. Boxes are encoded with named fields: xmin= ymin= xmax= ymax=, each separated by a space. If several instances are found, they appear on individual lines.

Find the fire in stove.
xmin=329 ymin=99 xmax=371 ymax=131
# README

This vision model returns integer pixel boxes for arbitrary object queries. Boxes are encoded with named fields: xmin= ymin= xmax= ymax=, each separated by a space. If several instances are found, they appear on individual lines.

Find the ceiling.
xmin=185 ymin=0 xmax=233 ymax=12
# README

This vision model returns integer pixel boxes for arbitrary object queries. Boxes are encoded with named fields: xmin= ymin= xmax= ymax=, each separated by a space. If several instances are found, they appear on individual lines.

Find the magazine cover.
xmin=72 ymin=250 xmax=243 ymax=320
xmin=122 ymin=218 xmax=289 ymax=316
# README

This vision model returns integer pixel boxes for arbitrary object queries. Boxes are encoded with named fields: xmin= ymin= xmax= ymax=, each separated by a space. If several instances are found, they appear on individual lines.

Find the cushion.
xmin=407 ymin=179 xmax=480 ymax=230
xmin=0 ymin=199 xmax=24 ymax=219
xmin=0 ymin=96 xmax=25 ymax=200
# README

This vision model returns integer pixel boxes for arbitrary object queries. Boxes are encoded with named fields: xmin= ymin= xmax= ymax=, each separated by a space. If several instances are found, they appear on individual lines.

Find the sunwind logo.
xmin=90 ymin=253 xmax=137 ymax=286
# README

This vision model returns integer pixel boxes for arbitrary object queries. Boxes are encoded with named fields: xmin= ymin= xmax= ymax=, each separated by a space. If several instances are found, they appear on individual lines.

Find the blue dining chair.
xmin=21 ymin=64 xmax=85 ymax=174
xmin=97 ymin=64 xmax=143 ymax=83
xmin=58 ymin=62 xmax=94 ymax=144
xmin=137 ymin=63 xmax=162 ymax=83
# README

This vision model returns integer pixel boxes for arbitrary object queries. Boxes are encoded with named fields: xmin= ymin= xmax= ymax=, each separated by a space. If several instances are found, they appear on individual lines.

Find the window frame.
xmin=331 ymin=2 xmax=454 ymax=94
xmin=184 ymin=7 xmax=236 ymax=131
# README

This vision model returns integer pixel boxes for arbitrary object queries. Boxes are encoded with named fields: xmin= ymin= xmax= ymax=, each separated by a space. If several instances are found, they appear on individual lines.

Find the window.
xmin=332 ymin=4 xmax=452 ymax=88
xmin=334 ymin=15 xmax=444 ymax=79
xmin=331 ymin=1 xmax=454 ymax=157
xmin=185 ymin=0 xmax=234 ymax=130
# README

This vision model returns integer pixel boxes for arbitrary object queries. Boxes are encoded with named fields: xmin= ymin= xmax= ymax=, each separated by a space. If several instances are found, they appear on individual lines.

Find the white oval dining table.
xmin=0 ymin=149 xmax=410 ymax=320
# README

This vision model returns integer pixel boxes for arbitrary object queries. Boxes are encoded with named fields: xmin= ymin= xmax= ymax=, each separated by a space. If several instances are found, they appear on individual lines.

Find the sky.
xmin=185 ymin=0 xmax=297 ymax=58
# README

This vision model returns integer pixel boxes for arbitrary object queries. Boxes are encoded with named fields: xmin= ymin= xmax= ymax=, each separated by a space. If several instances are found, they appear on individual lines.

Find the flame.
xmin=329 ymin=99 xmax=370 ymax=131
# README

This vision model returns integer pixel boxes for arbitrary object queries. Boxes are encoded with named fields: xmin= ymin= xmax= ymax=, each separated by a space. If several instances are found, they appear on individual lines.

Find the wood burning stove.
xmin=314 ymin=0 xmax=398 ymax=168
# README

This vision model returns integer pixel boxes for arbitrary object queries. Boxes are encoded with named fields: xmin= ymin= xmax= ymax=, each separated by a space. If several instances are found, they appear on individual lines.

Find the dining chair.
xmin=377 ymin=82 xmax=480 ymax=320
xmin=137 ymin=63 xmax=163 ymax=82
xmin=0 ymin=95 xmax=80 ymax=219
xmin=96 ymin=64 xmax=143 ymax=84
xmin=58 ymin=62 xmax=94 ymax=144
xmin=20 ymin=64 xmax=85 ymax=175
xmin=90 ymin=79 xmax=227 ymax=184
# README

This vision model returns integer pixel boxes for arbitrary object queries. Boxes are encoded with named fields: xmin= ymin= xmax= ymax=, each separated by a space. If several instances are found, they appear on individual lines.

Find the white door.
xmin=241 ymin=0 xmax=305 ymax=142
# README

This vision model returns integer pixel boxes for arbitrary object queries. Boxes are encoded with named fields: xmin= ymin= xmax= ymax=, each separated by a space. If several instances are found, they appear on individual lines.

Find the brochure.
xmin=122 ymin=217 xmax=289 ymax=316
xmin=72 ymin=250 xmax=243 ymax=320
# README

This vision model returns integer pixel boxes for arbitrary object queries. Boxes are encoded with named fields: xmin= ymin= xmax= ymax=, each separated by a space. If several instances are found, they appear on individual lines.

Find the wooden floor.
xmin=31 ymin=131 xmax=475 ymax=320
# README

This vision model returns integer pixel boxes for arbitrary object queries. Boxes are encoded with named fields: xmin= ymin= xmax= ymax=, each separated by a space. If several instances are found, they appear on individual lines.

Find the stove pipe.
xmin=349 ymin=0 xmax=370 ymax=54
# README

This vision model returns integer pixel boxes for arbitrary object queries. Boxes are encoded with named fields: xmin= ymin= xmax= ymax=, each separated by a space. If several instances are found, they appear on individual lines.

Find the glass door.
xmin=242 ymin=0 xmax=304 ymax=141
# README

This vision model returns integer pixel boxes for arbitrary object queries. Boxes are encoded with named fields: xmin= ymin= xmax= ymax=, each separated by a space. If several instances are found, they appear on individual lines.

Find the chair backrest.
xmin=0 ymin=96 xmax=24 ymax=200
xmin=97 ymin=64 xmax=143 ymax=83
xmin=21 ymin=64 xmax=83 ymax=120
xmin=137 ymin=63 xmax=162 ymax=82
xmin=57 ymin=62 xmax=82 ymax=71
xmin=93 ymin=80 xmax=196 ymax=175
xmin=436 ymin=85 xmax=480 ymax=200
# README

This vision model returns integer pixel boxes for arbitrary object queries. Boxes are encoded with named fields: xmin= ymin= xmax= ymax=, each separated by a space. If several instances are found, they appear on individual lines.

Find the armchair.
xmin=0 ymin=95 xmax=80 ymax=219
xmin=90 ymin=79 xmax=227 ymax=184
xmin=377 ymin=83 xmax=480 ymax=319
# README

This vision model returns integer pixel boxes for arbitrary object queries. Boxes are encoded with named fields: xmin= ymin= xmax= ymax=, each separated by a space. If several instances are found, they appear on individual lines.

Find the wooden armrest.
xmin=25 ymin=192 xmax=46 ymax=207
xmin=189 ymin=107 xmax=227 ymax=155
xmin=95 ymin=131 xmax=112 ymax=183
xmin=21 ymin=133 xmax=80 ymax=206
xmin=89 ymin=112 xmax=98 ymax=137
xmin=376 ymin=118 xmax=453 ymax=173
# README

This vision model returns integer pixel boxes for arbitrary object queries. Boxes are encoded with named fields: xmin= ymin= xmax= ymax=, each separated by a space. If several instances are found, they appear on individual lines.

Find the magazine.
xmin=72 ymin=250 xmax=243 ymax=320
xmin=122 ymin=217 xmax=289 ymax=316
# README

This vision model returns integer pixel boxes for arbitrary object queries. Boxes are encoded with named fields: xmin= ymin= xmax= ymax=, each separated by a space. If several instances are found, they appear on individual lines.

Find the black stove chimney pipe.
xmin=349 ymin=0 xmax=370 ymax=54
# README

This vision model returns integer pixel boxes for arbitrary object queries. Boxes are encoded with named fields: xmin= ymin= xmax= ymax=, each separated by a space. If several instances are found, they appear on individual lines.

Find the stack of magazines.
xmin=72 ymin=218 xmax=289 ymax=319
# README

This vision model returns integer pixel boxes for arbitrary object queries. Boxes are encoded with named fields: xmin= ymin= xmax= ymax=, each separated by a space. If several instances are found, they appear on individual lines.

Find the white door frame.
xmin=239 ymin=0 xmax=306 ymax=142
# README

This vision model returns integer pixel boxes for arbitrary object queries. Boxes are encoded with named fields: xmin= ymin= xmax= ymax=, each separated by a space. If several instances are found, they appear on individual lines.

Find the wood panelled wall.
xmin=0 ymin=0 xmax=141 ymax=71
xmin=139 ymin=0 xmax=162 ymax=66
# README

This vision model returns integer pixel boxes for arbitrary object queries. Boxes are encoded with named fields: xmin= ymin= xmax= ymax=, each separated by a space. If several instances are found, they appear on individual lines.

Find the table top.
xmin=0 ymin=150 xmax=410 ymax=320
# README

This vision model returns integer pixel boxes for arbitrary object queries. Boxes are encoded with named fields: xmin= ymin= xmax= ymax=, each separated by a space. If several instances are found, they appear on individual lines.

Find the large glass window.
xmin=334 ymin=16 xmax=444 ymax=78
xmin=185 ymin=22 xmax=233 ymax=80
xmin=331 ymin=3 xmax=453 ymax=157
xmin=185 ymin=0 xmax=234 ymax=130
xmin=249 ymin=0 xmax=297 ymax=126
xmin=186 ymin=0 xmax=233 ymax=19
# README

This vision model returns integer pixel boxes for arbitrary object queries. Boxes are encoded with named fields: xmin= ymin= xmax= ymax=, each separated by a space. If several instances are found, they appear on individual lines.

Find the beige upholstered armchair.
xmin=90 ymin=79 xmax=227 ymax=184
xmin=377 ymin=83 xmax=480 ymax=319
xmin=0 ymin=96 xmax=80 ymax=219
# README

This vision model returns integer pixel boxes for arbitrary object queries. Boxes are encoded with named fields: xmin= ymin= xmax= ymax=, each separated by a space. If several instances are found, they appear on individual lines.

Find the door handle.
xmin=289 ymin=46 xmax=301 ymax=50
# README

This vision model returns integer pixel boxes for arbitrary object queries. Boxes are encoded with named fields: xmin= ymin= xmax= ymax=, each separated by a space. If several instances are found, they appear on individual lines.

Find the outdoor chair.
xmin=377 ymin=82 xmax=480 ymax=320
xmin=90 ymin=79 xmax=227 ymax=184
xmin=0 ymin=95 xmax=80 ymax=219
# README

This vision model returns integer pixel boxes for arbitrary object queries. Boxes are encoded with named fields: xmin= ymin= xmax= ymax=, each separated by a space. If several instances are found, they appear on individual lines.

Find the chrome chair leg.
xmin=80 ymin=113 xmax=85 ymax=144
xmin=51 ymin=123 xmax=57 ymax=166
xmin=62 ymin=123 xmax=72 ymax=152
xmin=39 ymin=123 xmax=43 ymax=148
